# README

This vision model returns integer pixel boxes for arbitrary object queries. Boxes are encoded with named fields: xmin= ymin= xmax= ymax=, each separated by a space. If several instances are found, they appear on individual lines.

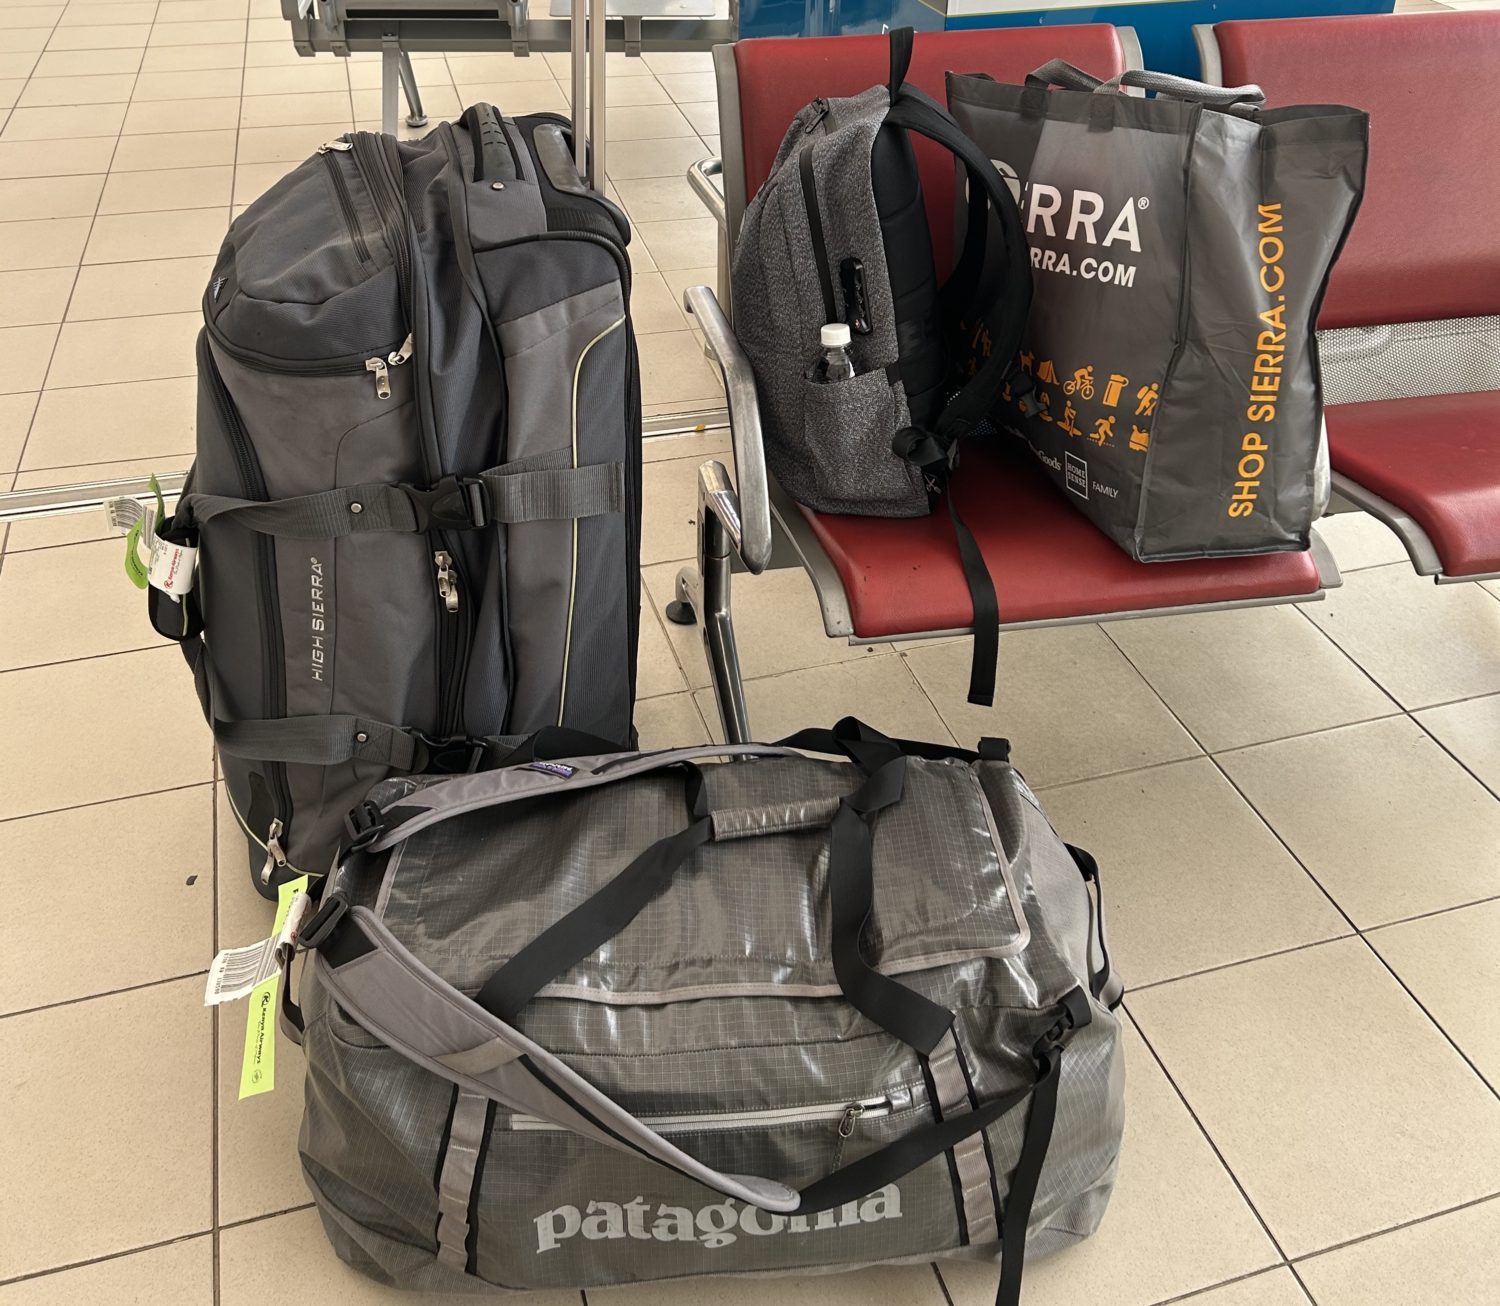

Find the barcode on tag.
xmin=205 ymin=936 xmax=277 ymax=1005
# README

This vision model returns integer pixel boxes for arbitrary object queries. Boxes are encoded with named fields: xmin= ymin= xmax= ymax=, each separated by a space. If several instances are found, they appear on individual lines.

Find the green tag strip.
xmin=238 ymin=874 xmax=309 ymax=1100
xmin=123 ymin=519 xmax=149 ymax=590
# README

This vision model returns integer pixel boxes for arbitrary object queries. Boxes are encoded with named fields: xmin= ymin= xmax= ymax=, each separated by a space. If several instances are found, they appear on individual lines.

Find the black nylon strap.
xmin=948 ymin=490 xmax=999 ymax=708
xmin=887 ymin=25 xmax=914 ymax=101
xmin=1066 ymin=844 xmax=1120 ymax=1008
xmin=497 ymin=726 xmax=630 ymax=764
xmin=777 ymin=716 xmax=978 ymax=771
xmin=996 ymin=1047 xmax=1062 ymax=1306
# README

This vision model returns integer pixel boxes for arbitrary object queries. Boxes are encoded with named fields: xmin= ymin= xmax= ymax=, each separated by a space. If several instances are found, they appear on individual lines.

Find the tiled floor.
xmin=4 ymin=0 xmax=1500 ymax=1304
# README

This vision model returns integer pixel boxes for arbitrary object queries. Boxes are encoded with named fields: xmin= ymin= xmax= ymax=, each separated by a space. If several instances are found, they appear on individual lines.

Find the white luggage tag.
xmin=204 ymin=884 xmax=313 ymax=1006
xmin=146 ymin=530 xmax=198 ymax=598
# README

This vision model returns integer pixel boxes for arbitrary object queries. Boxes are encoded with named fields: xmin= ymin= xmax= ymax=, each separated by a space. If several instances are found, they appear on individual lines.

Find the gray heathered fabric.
xmin=732 ymin=86 xmax=925 ymax=517
xmin=177 ymin=110 xmax=640 ymax=888
xmin=294 ymin=744 xmax=1125 ymax=1293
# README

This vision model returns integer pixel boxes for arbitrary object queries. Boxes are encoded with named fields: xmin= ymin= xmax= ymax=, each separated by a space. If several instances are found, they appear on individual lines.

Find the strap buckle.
xmin=342 ymin=799 xmax=385 ymax=851
xmin=419 ymin=733 xmax=489 ymax=775
xmin=298 ymin=890 xmax=348 ymax=951
xmin=401 ymin=476 xmax=490 ymax=531
xmin=1033 ymin=985 xmax=1093 ymax=1063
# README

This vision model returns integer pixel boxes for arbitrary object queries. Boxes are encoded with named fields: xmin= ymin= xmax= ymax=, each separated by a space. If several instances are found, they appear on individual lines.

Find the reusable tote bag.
xmin=947 ymin=64 xmax=1368 ymax=561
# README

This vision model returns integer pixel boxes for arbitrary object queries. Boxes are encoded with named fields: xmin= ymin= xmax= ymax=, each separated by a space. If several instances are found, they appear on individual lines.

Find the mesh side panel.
xmin=1318 ymin=316 xmax=1500 ymax=404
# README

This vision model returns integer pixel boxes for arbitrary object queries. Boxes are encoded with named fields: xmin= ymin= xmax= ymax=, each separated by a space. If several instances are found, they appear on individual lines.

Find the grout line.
xmin=1 ymin=969 xmax=206 ymax=1022
xmin=931 ymin=1262 xmax=959 ymax=1306
xmin=1287 ymin=1190 xmax=1500 ymax=1268
xmin=0 ymin=641 xmax=191 ymax=675
xmin=1148 ymin=1265 xmax=1299 ymax=1306
xmin=1126 ymin=934 xmax=1355 ymax=996
xmin=1360 ymin=889 xmax=1500 ymax=935
xmin=216 ymin=1201 xmax=315 ymax=1233
xmin=1409 ymin=709 xmax=1500 ymax=804
xmin=0 ymin=1230 xmax=212 ymax=1290
xmin=1124 ymin=1005 xmax=1295 ymax=1266
xmin=0 ymin=775 xmax=214 ymax=825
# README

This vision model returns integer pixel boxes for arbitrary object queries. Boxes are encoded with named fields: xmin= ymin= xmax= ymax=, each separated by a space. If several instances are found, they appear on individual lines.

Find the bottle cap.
xmin=820 ymin=323 xmax=852 ymax=349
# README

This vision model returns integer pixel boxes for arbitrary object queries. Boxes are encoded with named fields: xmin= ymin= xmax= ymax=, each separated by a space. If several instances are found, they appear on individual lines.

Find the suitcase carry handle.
xmin=460 ymin=102 xmax=516 ymax=182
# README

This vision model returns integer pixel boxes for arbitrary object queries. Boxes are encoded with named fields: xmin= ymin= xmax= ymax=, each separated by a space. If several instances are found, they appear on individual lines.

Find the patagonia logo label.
xmin=526 ymin=761 xmax=577 ymax=779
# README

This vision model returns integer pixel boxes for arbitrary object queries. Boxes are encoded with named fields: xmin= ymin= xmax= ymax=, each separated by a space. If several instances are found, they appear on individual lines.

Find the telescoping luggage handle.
xmin=294 ymin=718 xmax=1092 ymax=1306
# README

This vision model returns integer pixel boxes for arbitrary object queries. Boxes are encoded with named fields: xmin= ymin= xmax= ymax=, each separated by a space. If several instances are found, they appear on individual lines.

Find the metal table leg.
xmin=397 ymin=50 xmax=427 ymax=127
xmin=589 ymin=0 xmax=605 ymax=186
xmin=570 ymin=0 xmax=587 ymax=177
xmin=381 ymin=36 xmax=400 ymax=135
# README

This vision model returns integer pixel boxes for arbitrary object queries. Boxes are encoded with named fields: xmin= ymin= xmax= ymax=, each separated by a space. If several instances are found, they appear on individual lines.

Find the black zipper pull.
xmin=804 ymin=98 xmax=830 ymax=133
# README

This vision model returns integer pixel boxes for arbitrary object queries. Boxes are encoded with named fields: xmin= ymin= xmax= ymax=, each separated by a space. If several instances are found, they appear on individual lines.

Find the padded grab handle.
xmin=1024 ymin=59 xmax=1104 ymax=91
xmin=461 ymin=103 xmax=513 ymax=182
xmin=1096 ymin=68 xmax=1264 ymax=107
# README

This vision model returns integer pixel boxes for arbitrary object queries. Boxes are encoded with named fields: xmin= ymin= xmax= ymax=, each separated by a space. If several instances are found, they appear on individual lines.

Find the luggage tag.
xmin=202 ymin=876 xmax=311 ymax=1099
xmin=105 ymin=476 xmax=170 ymax=592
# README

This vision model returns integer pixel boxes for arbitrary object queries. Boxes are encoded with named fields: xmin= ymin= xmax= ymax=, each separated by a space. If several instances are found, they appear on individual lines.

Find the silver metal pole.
xmin=570 ymin=0 xmax=587 ymax=176
xmin=380 ymin=35 xmax=400 ymax=135
xmin=588 ymin=0 xmax=606 ymax=188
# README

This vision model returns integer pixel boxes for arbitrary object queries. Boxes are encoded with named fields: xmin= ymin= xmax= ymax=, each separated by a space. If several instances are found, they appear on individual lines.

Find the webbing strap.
xmin=996 ymin=1046 xmax=1062 ymax=1306
xmin=434 ymin=1090 xmax=492 ymax=1273
xmin=213 ymin=713 xmax=425 ymax=770
xmin=181 ymin=461 xmax=624 ymax=539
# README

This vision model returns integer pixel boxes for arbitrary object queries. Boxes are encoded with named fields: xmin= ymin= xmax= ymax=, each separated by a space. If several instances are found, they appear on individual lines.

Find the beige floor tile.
xmin=42 ymin=21 xmax=148 ymax=49
xmin=656 ymin=72 xmax=716 ymax=103
xmin=0 ymin=214 xmax=91 ymax=271
xmin=634 ymin=690 xmax=711 ymax=748
xmin=701 ymin=132 xmax=720 ymax=156
xmin=98 ymin=161 xmax=232 ymax=212
xmin=32 ymin=46 xmax=138 ymax=74
xmin=590 ymin=75 xmax=671 ymax=107
xmin=659 ymin=264 xmax=718 ymax=313
xmin=636 ymin=599 xmax=690 ymax=699
xmin=943 ymin=1017 xmax=1279 ymax=1306
xmin=1168 ymin=1269 xmax=1312 ymax=1306
xmin=239 ymin=88 xmax=350 ymax=129
xmin=0 ymin=173 xmax=103 ymax=219
xmin=0 ymin=3 xmax=58 ymax=22
xmin=245 ymin=14 xmax=288 ymax=39
xmin=605 ymin=134 xmax=713 ymax=181
xmin=444 ymin=50 xmax=556 ymax=82
xmin=630 ymin=233 xmax=655 ymax=272
xmin=451 ymin=81 xmax=565 ymax=117
xmin=645 ymin=561 xmax=870 ymax=689
xmin=1295 ymin=1195 xmax=1500 ymax=1305
xmin=132 ymin=66 xmax=243 ymax=101
xmin=234 ymin=158 xmax=291 ymax=205
xmin=640 ymin=50 xmax=713 ymax=76
xmin=0 ymin=976 xmax=212 ymax=1277
xmin=0 ymin=51 xmax=39 ymax=78
xmin=147 ymin=15 xmax=246 ymax=44
xmin=0 ymin=77 xmax=21 ymax=109
xmin=0 ymin=786 xmax=213 ymax=1013
xmin=629 ymin=270 xmax=688 ymax=335
xmin=22 ymin=375 xmax=195 ymax=469
xmin=594 ymin=1265 xmax=945 ymax=1305
xmin=1415 ymin=692 xmax=1500 ymax=793
xmin=1302 ymin=563 xmax=1500 ymax=709
xmin=7 ymin=456 xmax=180 ymax=550
xmin=352 ymin=84 xmax=460 ymax=122
xmin=348 ymin=56 xmax=450 ymax=90
xmin=1315 ymin=511 xmax=1411 ymax=571
xmin=236 ymin=122 xmax=350 ymax=164
xmin=0 ymin=645 xmax=212 ymax=819
xmin=0 ymin=391 xmax=35 ymax=473
xmin=1042 ymin=759 xmax=1350 ymax=988
xmin=1217 ymin=716 xmax=1500 ymax=928
xmin=156 ymin=0 xmax=248 ymax=19
xmin=638 ymin=328 xmax=723 ymax=409
xmin=241 ymin=59 xmax=349 ymax=96
xmin=905 ymin=625 xmax=1201 ymax=787
xmin=641 ymin=429 xmax=728 ymax=463
xmin=1 ymin=100 xmax=125 ymax=140
xmin=56 ymin=0 xmax=155 ymax=23
xmin=635 ymin=215 xmax=717 ymax=270
xmin=695 ymin=652 xmax=955 ymax=744
xmin=615 ymin=174 xmax=702 ymax=224
xmin=0 ymin=536 xmax=163 ymax=666
xmin=0 ymin=266 xmax=74 ymax=327
xmin=1104 ymin=605 xmax=1398 ymax=753
xmin=124 ymin=94 xmax=242 ymax=135
xmin=83 ymin=206 xmax=225 ymax=262
xmin=3 ymin=28 xmax=51 ymax=54
xmin=47 ymin=308 xmax=199 ymax=387
xmin=139 ymin=39 xmax=243 ymax=71
xmin=640 ymin=451 xmax=706 ymax=565
xmin=1368 ymin=898 xmax=1500 ymax=1089
xmin=0 ymin=133 xmax=115 ymax=176
xmin=678 ymin=101 xmax=718 ymax=136
xmin=220 ymin=1207 xmax=583 ymax=1305
xmin=1129 ymin=937 xmax=1500 ymax=1258
xmin=605 ymin=103 xmax=693 ymax=141
xmin=0 ymin=1235 xmax=214 ymax=1305
xmin=68 ymin=252 xmax=215 ymax=319
xmin=544 ymin=49 xmax=652 ymax=78
xmin=15 ymin=71 xmax=136 ymax=105
xmin=0 ymin=322 xmax=58 ymax=394
xmin=112 ymin=125 xmax=237 ymax=168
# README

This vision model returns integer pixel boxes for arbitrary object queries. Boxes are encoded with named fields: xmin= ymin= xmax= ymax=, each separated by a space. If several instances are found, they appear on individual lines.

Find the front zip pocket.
xmin=509 ymin=1088 xmax=915 ymax=1135
xmin=321 ymin=146 xmax=373 ymax=268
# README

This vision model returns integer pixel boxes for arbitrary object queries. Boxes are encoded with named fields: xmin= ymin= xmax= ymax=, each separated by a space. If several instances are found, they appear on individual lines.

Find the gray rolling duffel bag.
xmin=282 ymin=717 xmax=1125 ymax=1303
xmin=145 ymin=104 xmax=642 ymax=898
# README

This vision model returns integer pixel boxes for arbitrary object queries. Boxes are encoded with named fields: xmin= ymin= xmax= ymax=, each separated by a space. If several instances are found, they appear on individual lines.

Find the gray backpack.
xmin=731 ymin=30 xmax=1035 ymax=707
xmin=147 ymin=106 xmax=641 ymax=898
xmin=284 ymin=718 xmax=1125 ymax=1305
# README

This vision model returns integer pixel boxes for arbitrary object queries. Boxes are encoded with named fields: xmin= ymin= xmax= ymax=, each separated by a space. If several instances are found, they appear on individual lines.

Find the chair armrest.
xmin=681 ymin=283 xmax=773 ymax=575
xmin=688 ymin=158 xmax=727 ymax=232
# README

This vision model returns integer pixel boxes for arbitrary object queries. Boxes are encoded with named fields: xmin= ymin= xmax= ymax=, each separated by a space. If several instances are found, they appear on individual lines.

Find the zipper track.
xmin=799 ymin=142 xmax=837 ymax=325
xmin=355 ymin=132 xmax=414 ymax=328
xmin=435 ymin=533 xmax=472 ymax=738
xmin=323 ymin=150 xmax=372 ymax=267
xmin=199 ymin=334 xmax=293 ymax=855
xmin=204 ymin=314 xmax=406 ymax=377
xmin=509 ymin=1093 xmax=902 ymax=1133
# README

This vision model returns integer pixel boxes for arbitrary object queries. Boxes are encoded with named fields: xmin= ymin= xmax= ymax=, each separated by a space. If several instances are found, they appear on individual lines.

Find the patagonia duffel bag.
xmin=145 ymin=104 xmax=642 ymax=898
xmin=283 ymin=718 xmax=1125 ymax=1304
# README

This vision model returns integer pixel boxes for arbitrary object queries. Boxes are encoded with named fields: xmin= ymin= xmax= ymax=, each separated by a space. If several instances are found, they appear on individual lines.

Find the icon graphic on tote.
xmin=1065 ymin=452 xmax=1089 ymax=499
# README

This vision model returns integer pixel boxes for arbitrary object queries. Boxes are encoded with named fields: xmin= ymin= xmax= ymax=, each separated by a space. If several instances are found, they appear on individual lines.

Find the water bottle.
xmin=816 ymin=323 xmax=856 ymax=383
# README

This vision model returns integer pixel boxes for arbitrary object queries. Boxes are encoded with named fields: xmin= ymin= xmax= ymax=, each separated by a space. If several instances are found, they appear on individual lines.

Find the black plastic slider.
xmin=400 ymin=475 xmax=490 ymax=531
xmin=343 ymin=799 xmax=385 ymax=850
